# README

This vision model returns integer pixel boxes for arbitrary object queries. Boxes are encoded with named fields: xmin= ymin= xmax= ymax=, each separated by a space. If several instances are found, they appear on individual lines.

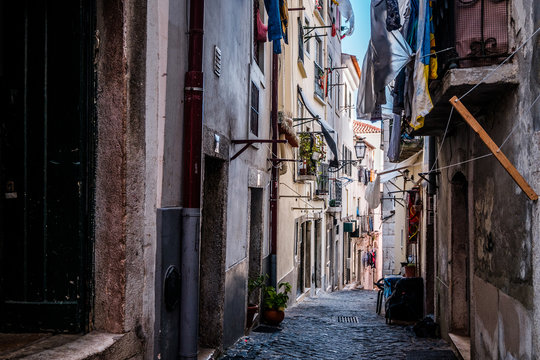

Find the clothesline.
xmin=422 ymin=90 xmax=540 ymax=175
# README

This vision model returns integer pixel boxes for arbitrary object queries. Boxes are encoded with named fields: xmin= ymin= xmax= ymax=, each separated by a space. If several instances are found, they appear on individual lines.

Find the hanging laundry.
xmin=385 ymin=0 xmax=401 ymax=31
xmin=256 ymin=9 xmax=268 ymax=42
xmin=264 ymin=0 xmax=285 ymax=53
xmin=409 ymin=0 xmax=438 ymax=130
xmin=387 ymin=113 xmax=402 ymax=162
xmin=279 ymin=0 xmax=289 ymax=44
xmin=356 ymin=0 xmax=412 ymax=119
xmin=337 ymin=0 xmax=355 ymax=37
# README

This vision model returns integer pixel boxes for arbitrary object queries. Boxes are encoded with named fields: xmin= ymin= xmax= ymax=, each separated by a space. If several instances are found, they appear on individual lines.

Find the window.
xmin=314 ymin=36 xmax=324 ymax=99
xmin=298 ymin=18 xmax=304 ymax=62
xmin=328 ymin=54 xmax=333 ymax=102
xmin=304 ymin=17 xmax=311 ymax=56
xmin=315 ymin=36 xmax=323 ymax=66
xmin=297 ymin=95 xmax=304 ymax=120
xmin=344 ymin=83 xmax=348 ymax=113
xmin=335 ymin=71 xmax=341 ymax=114
xmin=253 ymin=0 xmax=264 ymax=70
xmin=348 ymin=92 xmax=352 ymax=118
xmin=250 ymin=82 xmax=259 ymax=136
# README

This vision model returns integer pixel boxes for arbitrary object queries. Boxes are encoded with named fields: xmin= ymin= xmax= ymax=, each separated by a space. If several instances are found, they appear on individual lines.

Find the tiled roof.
xmin=353 ymin=121 xmax=381 ymax=134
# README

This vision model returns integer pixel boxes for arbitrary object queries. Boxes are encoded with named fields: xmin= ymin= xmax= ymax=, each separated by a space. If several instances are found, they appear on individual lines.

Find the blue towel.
xmin=264 ymin=0 xmax=283 ymax=53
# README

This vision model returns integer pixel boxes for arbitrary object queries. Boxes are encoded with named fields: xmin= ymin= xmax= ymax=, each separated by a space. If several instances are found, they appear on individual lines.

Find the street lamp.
xmin=328 ymin=138 xmax=367 ymax=173
xmin=354 ymin=139 xmax=367 ymax=161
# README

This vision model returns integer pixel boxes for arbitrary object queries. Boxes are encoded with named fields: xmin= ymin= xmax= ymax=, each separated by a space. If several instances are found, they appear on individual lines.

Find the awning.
xmin=297 ymin=86 xmax=339 ymax=167
xmin=379 ymin=150 xmax=423 ymax=183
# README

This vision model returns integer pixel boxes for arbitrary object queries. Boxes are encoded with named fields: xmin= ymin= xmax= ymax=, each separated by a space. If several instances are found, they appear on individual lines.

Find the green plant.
xmin=248 ymin=274 xmax=267 ymax=298
xmin=263 ymin=282 xmax=292 ymax=311
xmin=298 ymin=133 xmax=326 ymax=175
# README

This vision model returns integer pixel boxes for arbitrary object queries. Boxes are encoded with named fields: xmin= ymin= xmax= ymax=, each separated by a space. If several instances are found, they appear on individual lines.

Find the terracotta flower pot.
xmin=262 ymin=309 xmax=285 ymax=326
xmin=246 ymin=304 xmax=259 ymax=329
xmin=405 ymin=265 xmax=416 ymax=278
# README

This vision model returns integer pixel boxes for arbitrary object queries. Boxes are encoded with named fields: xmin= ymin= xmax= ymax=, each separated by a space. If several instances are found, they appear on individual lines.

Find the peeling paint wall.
xmin=93 ymin=0 xmax=148 ymax=358
xmin=434 ymin=0 xmax=537 ymax=356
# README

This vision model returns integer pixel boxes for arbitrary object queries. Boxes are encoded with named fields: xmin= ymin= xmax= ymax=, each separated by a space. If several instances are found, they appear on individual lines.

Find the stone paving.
xmin=220 ymin=289 xmax=453 ymax=360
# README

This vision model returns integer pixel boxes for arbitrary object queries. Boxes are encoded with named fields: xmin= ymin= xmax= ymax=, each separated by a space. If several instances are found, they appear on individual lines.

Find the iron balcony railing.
xmin=329 ymin=179 xmax=342 ymax=207
xmin=316 ymin=163 xmax=329 ymax=195
xmin=433 ymin=0 xmax=509 ymax=75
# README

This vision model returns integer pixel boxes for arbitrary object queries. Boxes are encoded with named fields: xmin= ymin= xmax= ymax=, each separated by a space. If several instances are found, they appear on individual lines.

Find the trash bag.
xmin=413 ymin=315 xmax=440 ymax=338
xmin=385 ymin=277 xmax=423 ymax=322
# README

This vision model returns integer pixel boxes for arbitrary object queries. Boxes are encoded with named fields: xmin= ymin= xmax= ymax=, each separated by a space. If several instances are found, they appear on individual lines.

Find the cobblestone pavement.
xmin=220 ymin=289 xmax=453 ymax=360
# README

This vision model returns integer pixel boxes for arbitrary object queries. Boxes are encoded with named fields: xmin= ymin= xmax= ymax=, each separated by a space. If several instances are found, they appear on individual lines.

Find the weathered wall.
xmin=94 ymin=0 xmax=128 ymax=334
xmin=94 ymin=1 xmax=147 ymax=358
xmin=531 ymin=0 xmax=540 ymax=357
xmin=434 ymin=1 xmax=537 ymax=356
xmin=200 ymin=0 xmax=273 ymax=349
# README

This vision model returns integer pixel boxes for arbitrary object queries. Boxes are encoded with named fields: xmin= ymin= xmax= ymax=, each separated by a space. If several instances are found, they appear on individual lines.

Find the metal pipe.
xmin=270 ymin=52 xmax=279 ymax=287
xmin=180 ymin=0 xmax=204 ymax=358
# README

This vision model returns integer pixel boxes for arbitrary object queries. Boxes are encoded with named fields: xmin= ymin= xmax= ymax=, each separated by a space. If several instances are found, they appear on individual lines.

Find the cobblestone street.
xmin=220 ymin=289 xmax=454 ymax=360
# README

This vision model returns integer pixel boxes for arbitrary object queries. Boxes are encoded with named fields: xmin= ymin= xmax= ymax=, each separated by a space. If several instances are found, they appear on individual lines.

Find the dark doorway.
xmin=314 ymin=220 xmax=321 ymax=288
xmin=304 ymin=221 xmax=311 ymax=292
xmin=0 ymin=0 xmax=94 ymax=333
xmin=450 ymin=172 xmax=470 ymax=335
xmin=296 ymin=222 xmax=305 ymax=297
xmin=199 ymin=157 xmax=227 ymax=348
xmin=247 ymin=188 xmax=263 ymax=305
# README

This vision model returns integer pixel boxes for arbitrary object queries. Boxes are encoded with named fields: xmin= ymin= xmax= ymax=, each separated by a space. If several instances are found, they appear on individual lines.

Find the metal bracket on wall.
xmin=230 ymin=139 xmax=287 ymax=161
xmin=381 ymin=197 xmax=405 ymax=207
xmin=303 ymin=25 xmax=332 ymax=42
xmin=417 ymin=172 xmax=439 ymax=189
xmin=325 ymin=66 xmax=348 ymax=71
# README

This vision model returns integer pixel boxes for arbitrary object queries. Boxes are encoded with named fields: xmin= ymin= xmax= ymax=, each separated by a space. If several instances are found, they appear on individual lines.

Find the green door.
xmin=0 ymin=0 xmax=94 ymax=333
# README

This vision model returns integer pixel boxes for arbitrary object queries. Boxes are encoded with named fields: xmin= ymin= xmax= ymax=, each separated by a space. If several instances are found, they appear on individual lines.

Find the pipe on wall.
xmin=270 ymin=53 xmax=279 ymax=287
xmin=180 ymin=0 xmax=204 ymax=358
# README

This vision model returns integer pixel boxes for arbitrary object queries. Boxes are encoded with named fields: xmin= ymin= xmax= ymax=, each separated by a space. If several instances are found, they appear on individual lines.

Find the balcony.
xmin=315 ymin=163 xmax=329 ymax=199
xmin=327 ymin=179 xmax=342 ymax=213
xmin=412 ymin=0 xmax=518 ymax=136
xmin=297 ymin=133 xmax=325 ymax=182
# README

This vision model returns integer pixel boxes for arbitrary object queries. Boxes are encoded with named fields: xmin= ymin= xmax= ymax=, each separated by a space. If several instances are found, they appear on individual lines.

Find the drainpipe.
xmin=270 ymin=53 xmax=279 ymax=287
xmin=180 ymin=0 xmax=204 ymax=359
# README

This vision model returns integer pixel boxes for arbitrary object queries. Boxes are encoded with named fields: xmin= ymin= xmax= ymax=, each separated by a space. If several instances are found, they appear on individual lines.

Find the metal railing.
xmin=433 ymin=0 xmax=509 ymax=74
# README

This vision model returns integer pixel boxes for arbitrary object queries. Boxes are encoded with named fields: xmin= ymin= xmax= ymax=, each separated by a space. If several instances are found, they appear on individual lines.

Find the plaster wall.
xmin=201 ymin=0 xmax=273 ymax=348
xmin=531 ymin=0 xmax=540 ymax=356
xmin=277 ymin=0 xmax=331 ymax=296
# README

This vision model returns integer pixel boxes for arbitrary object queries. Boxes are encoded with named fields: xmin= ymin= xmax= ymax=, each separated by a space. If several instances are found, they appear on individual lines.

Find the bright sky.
xmin=341 ymin=1 xmax=379 ymax=126
xmin=341 ymin=1 xmax=371 ymax=61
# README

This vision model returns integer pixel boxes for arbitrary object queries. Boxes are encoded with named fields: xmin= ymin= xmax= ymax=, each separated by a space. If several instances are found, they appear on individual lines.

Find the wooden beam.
xmin=449 ymin=96 xmax=538 ymax=201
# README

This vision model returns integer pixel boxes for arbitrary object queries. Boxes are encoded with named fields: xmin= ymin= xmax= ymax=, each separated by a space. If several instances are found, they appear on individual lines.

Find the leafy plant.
xmin=248 ymin=274 xmax=267 ymax=298
xmin=298 ymin=133 xmax=326 ymax=175
xmin=263 ymin=282 xmax=292 ymax=311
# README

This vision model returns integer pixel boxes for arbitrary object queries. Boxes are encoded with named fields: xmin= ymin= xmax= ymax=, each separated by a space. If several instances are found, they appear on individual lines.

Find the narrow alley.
xmin=220 ymin=289 xmax=453 ymax=360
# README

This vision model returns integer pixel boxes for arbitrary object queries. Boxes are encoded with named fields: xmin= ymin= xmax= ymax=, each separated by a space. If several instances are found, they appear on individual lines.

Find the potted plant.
xmin=262 ymin=282 xmax=292 ymax=326
xmin=246 ymin=274 xmax=267 ymax=328
xmin=298 ymin=133 xmax=326 ymax=176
